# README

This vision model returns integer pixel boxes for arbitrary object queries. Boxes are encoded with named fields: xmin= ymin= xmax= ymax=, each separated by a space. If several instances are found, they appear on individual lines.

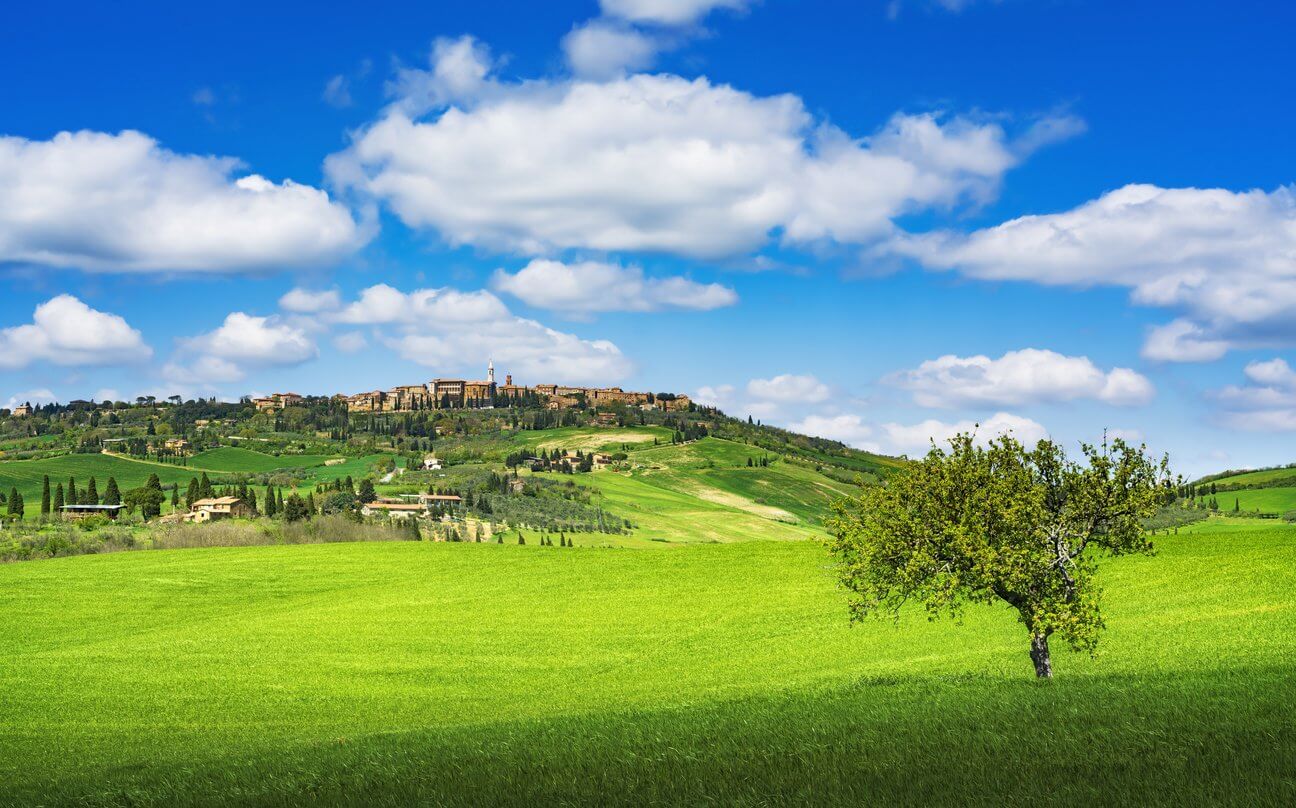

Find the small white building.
xmin=423 ymin=456 xmax=443 ymax=470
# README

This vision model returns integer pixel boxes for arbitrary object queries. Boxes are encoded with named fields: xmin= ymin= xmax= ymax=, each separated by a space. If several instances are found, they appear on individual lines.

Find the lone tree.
xmin=827 ymin=433 xmax=1170 ymax=678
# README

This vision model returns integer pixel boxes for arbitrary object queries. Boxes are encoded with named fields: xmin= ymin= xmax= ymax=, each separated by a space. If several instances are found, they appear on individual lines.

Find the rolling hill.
xmin=0 ymin=453 xmax=204 ymax=511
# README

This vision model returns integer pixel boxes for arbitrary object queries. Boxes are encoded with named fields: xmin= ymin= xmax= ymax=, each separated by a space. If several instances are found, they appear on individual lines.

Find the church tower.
xmin=487 ymin=359 xmax=495 ymax=384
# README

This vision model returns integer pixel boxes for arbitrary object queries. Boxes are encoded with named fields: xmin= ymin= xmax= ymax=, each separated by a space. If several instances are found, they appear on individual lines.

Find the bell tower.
xmin=487 ymin=359 xmax=495 ymax=384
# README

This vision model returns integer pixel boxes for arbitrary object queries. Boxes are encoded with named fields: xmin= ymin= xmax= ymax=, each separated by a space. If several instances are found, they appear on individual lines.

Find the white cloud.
xmin=0 ymin=295 xmax=151 ymax=369
xmin=746 ymin=374 xmax=831 ymax=403
xmin=889 ymin=184 xmax=1296 ymax=361
xmin=386 ymin=36 xmax=496 ymax=115
xmin=1215 ymin=357 xmax=1296 ymax=431
xmin=168 ymin=312 xmax=317 ymax=384
xmin=332 ymin=332 xmax=369 ymax=353
xmin=4 ymin=389 xmax=57 ymax=411
xmin=330 ymin=284 xmax=511 ymax=325
xmin=323 ymin=75 xmax=353 ymax=108
xmin=694 ymin=384 xmax=736 ymax=408
xmin=280 ymin=287 xmax=342 ymax=313
xmin=328 ymin=284 xmax=633 ymax=384
xmin=328 ymin=40 xmax=1069 ymax=259
xmin=1141 ymin=319 xmax=1231 ymax=363
xmin=182 ymin=313 xmax=317 ymax=364
xmin=563 ymin=22 xmax=659 ymax=79
xmin=794 ymin=410 xmax=1046 ymax=456
xmin=0 ymin=130 xmax=365 ymax=274
xmin=491 ymin=259 xmax=737 ymax=314
xmin=887 ymin=348 xmax=1154 ymax=408
xmin=881 ymin=412 xmax=1049 ymax=455
xmin=599 ymin=0 xmax=750 ymax=25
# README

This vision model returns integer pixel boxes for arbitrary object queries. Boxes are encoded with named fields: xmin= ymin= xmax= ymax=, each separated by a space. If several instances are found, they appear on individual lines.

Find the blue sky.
xmin=2 ymin=0 xmax=1294 ymax=476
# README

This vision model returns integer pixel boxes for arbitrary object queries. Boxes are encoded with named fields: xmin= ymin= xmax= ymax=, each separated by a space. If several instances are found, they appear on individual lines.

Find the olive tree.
xmin=827 ymin=433 xmax=1170 ymax=678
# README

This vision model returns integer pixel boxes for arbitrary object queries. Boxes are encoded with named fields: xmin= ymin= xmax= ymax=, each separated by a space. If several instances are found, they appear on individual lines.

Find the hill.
xmin=1 ymin=518 xmax=1291 ymax=805
xmin=0 ymin=453 xmax=205 ymax=510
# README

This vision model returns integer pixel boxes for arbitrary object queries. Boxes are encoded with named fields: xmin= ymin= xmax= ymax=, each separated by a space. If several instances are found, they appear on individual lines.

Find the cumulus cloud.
xmin=746 ymin=374 xmax=831 ymax=403
xmin=327 ymin=37 xmax=1069 ymax=259
xmin=0 ymin=295 xmax=151 ymax=369
xmin=168 ymin=312 xmax=317 ymax=384
xmin=491 ymin=259 xmax=737 ymax=314
xmin=887 ymin=348 xmax=1154 ymax=408
xmin=600 ymin=0 xmax=750 ymax=25
xmin=889 ymin=184 xmax=1296 ymax=361
xmin=563 ymin=22 xmax=659 ymax=79
xmin=1215 ymin=357 xmax=1296 ymax=431
xmin=694 ymin=384 xmax=736 ymax=408
xmin=881 ymin=412 xmax=1049 ymax=454
xmin=280 ymin=287 xmax=342 ymax=313
xmin=0 ymin=130 xmax=366 ymax=274
xmin=325 ymin=284 xmax=632 ymax=384
xmin=791 ymin=410 xmax=1046 ymax=455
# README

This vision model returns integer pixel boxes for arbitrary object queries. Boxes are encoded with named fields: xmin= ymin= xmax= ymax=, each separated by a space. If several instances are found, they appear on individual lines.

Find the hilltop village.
xmin=250 ymin=362 xmax=693 ymax=415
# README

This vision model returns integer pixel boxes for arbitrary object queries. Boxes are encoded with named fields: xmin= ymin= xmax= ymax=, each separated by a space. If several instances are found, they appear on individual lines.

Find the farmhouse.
xmin=60 ymin=504 xmax=125 ymax=521
xmin=360 ymin=502 xmax=425 ymax=519
xmin=187 ymin=497 xmax=253 ymax=523
xmin=11 ymin=403 xmax=33 ymax=417
xmin=163 ymin=438 xmax=192 ymax=453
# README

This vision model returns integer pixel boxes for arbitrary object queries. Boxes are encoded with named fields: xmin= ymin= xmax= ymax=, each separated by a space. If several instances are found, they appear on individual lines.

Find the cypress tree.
xmin=8 ymin=486 xmax=20 ymax=516
xmin=171 ymin=486 xmax=179 ymax=510
xmin=199 ymin=472 xmax=213 ymax=499
xmin=86 ymin=477 xmax=98 ymax=505
xmin=186 ymin=478 xmax=199 ymax=507
xmin=41 ymin=475 xmax=51 ymax=516
xmin=265 ymin=485 xmax=277 ymax=517
xmin=67 ymin=477 xmax=78 ymax=506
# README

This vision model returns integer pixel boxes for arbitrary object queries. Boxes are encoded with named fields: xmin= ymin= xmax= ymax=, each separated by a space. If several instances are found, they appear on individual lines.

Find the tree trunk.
xmin=1029 ymin=632 xmax=1053 ymax=679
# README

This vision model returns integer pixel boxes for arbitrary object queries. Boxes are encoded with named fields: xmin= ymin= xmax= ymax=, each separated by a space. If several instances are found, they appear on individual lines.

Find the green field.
xmin=1200 ymin=465 xmax=1296 ymax=488
xmin=1 ymin=518 xmax=1292 ymax=806
xmin=509 ymin=424 xmax=675 ymax=453
xmin=189 ymin=446 xmax=343 ymax=472
xmin=1216 ymin=486 xmax=1296 ymax=515
xmin=0 ymin=453 xmax=204 ymax=514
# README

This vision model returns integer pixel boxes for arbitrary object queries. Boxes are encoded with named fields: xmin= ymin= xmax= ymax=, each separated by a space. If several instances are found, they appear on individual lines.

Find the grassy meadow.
xmin=0 ymin=453 xmax=203 ymax=512
xmin=1 ymin=517 xmax=1292 ymax=806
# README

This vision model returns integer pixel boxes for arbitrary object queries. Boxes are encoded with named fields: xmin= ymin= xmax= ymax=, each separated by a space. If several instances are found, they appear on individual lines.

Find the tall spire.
xmin=487 ymin=359 xmax=495 ymax=384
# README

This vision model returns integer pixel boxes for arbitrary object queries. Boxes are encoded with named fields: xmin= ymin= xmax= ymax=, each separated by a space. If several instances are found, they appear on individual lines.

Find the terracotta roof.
xmin=193 ymin=496 xmax=243 ymax=507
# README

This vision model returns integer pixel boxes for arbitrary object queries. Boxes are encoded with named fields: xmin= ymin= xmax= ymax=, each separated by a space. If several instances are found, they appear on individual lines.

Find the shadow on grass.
xmin=17 ymin=665 xmax=1294 ymax=808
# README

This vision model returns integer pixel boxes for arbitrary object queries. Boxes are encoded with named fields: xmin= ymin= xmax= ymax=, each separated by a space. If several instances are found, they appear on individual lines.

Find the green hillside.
xmin=1 ymin=519 xmax=1291 ymax=806
xmin=0 ymin=454 xmax=205 ymax=511
xmin=1216 ymin=486 xmax=1296 ymax=515
xmin=189 ymin=446 xmax=341 ymax=472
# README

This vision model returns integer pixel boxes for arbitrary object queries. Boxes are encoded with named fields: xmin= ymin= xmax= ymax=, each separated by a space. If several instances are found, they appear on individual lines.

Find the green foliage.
xmin=828 ymin=434 xmax=1168 ymax=677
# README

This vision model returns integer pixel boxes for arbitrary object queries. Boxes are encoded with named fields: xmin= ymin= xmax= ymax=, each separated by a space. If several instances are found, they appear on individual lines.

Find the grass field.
xmin=0 ymin=454 xmax=205 ymax=516
xmin=1200 ymin=466 xmax=1296 ymax=487
xmin=1 ymin=517 xmax=1292 ymax=806
xmin=510 ymin=425 xmax=675 ymax=454
xmin=621 ymin=438 xmax=857 ymax=525
xmin=188 ymin=447 xmax=343 ymax=472
xmin=1216 ymin=486 xmax=1296 ymax=515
